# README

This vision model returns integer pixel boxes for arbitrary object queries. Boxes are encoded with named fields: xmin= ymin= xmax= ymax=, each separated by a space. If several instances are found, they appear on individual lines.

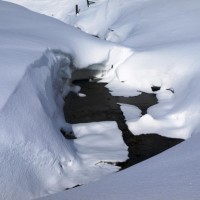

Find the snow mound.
xmin=2 ymin=0 xmax=200 ymax=200
xmin=74 ymin=0 xmax=200 ymax=140
xmin=69 ymin=121 xmax=128 ymax=184
xmin=3 ymin=0 xmax=88 ymax=24
xmin=0 ymin=1 xmax=130 ymax=199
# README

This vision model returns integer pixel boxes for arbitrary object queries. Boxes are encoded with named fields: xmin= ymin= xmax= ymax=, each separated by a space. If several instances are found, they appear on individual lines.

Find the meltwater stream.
xmin=63 ymin=75 xmax=183 ymax=170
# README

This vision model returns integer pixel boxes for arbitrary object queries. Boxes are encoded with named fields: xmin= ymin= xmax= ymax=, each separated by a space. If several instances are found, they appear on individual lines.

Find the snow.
xmin=0 ymin=1 xmax=129 ymax=200
xmin=119 ymin=103 xmax=141 ymax=121
xmin=2 ymin=0 xmax=200 ymax=200
xmin=40 ymin=133 xmax=200 ymax=200
xmin=72 ymin=0 xmax=200 ymax=140
xmin=73 ymin=121 xmax=128 ymax=170
xmin=78 ymin=93 xmax=86 ymax=97
xmin=3 ymin=0 xmax=88 ymax=24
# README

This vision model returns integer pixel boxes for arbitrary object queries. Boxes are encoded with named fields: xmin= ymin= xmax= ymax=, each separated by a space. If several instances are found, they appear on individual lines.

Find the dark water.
xmin=63 ymin=79 xmax=183 ymax=169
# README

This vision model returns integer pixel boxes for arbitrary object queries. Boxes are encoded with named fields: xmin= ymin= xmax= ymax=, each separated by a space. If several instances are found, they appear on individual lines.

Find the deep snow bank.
xmin=0 ymin=1 xmax=130 ymax=199
xmin=2 ymin=0 xmax=200 ymax=199
xmin=74 ymin=0 xmax=200 ymax=140
xmin=29 ymin=0 xmax=200 ymax=200
xmin=3 ymin=0 xmax=88 ymax=24
xmin=41 ymin=131 xmax=200 ymax=200
xmin=8 ymin=0 xmax=200 ymax=140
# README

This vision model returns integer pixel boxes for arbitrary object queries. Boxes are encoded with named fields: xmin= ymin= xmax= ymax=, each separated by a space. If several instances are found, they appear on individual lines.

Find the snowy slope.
xmin=3 ymin=0 xmax=88 ymax=24
xmin=32 ymin=0 xmax=200 ymax=200
xmin=5 ymin=0 xmax=200 ymax=139
xmin=2 ymin=0 xmax=200 ymax=200
xmin=0 ymin=1 xmax=130 ymax=199
xmin=75 ymin=0 xmax=200 ymax=140
xmin=40 ymin=133 xmax=200 ymax=200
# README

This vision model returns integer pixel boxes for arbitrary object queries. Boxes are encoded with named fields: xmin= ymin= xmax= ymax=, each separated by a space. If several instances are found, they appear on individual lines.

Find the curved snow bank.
xmin=3 ymin=0 xmax=88 ymax=24
xmin=0 ymin=0 xmax=132 ymax=111
xmin=109 ymin=44 xmax=200 ymax=139
xmin=0 ymin=49 xmax=128 ymax=199
xmin=73 ymin=0 xmax=200 ymax=140
xmin=40 ymin=131 xmax=200 ymax=200
xmin=0 ymin=50 xmax=76 ymax=199
xmin=2 ymin=0 xmax=200 ymax=199
xmin=0 ymin=2 xmax=130 ymax=199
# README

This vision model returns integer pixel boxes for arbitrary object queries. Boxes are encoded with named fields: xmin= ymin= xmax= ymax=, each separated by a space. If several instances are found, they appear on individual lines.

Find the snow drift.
xmin=74 ymin=0 xmax=200 ymax=140
xmin=0 ymin=1 xmax=130 ymax=199
xmin=2 ymin=0 xmax=200 ymax=200
xmin=6 ymin=0 xmax=200 ymax=140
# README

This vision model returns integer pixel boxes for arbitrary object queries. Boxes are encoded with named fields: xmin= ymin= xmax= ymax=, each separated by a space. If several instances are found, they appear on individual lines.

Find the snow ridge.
xmin=0 ymin=49 xmax=75 ymax=199
xmin=0 ymin=48 xmax=128 ymax=199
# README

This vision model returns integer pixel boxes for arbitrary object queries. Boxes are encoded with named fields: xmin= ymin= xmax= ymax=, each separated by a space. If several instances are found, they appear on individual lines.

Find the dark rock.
xmin=151 ymin=86 xmax=161 ymax=92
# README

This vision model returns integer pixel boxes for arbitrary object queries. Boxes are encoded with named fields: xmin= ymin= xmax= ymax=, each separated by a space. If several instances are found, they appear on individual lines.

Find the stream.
xmin=63 ymin=72 xmax=183 ymax=169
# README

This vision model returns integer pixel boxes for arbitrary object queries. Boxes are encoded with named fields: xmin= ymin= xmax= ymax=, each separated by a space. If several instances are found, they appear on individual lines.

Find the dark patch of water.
xmin=64 ymin=79 xmax=183 ymax=170
xmin=151 ymin=86 xmax=161 ymax=92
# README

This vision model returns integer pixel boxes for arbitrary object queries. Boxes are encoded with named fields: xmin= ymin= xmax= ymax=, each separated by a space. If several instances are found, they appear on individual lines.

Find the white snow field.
xmin=1 ymin=0 xmax=200 ymax=199
xmin=0 ymin=1 xmax=129 ymax=200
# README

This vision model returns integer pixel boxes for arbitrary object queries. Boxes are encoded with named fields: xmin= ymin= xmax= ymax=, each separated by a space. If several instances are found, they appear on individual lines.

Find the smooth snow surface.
xmin=119 ymin=103 xmax=141 ymax=121
xmin=0 ymin=1 xmax=129 ymax=199
xmin=73 ymin=121 xmax=128 ymax=172
xmin=40 ymin=134 xmax=200 ymax=200
xmin=2 ymin=0 xmax=200 ymax=199
xmin=75 ymin=0 xmax=200 ymax=140
xmin=3 ymin=0 xmax=88 ymax=24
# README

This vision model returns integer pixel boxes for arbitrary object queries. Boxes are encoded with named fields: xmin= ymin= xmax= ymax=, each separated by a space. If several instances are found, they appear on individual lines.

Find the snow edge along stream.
xmin=0 ymin=48 xmax=128 ymax=199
